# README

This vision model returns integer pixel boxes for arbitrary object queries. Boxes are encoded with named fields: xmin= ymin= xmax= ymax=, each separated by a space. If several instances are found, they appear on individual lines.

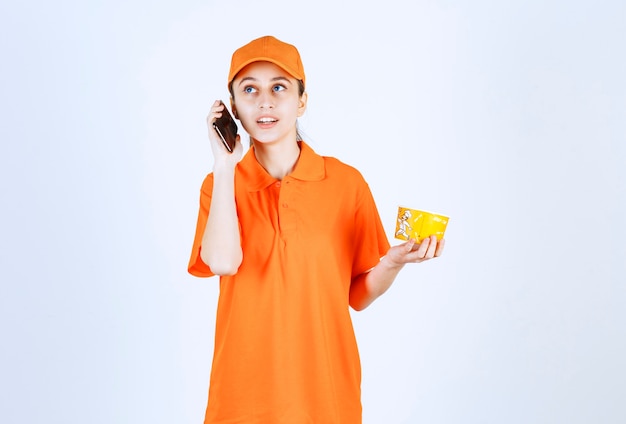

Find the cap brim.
xmin=229 ymin=57 xmax=305 ymax=85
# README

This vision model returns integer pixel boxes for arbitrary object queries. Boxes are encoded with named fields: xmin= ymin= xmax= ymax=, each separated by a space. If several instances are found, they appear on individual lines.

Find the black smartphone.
xmin=213 ymin=101 xmax=238 ymax=153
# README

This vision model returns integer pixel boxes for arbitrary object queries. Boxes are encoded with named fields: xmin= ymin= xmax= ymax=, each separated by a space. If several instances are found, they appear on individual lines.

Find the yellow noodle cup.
xmin=394 ymin=206 xmax=449 ymax=243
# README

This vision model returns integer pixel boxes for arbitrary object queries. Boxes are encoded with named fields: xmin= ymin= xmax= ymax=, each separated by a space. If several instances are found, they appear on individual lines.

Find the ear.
xmin=297 ymin=92 xmax=308 ymax=118
xmin=230 ymin=98 xmax=239 ymax=119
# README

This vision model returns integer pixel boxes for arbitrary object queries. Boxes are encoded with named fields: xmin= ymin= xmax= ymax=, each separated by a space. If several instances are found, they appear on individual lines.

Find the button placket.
xmin=277 ymin=178 xmax=296 ymax=236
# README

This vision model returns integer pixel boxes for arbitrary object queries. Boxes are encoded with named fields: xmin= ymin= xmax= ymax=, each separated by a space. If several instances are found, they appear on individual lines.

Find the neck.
xmin=253 ymin=139 xmax=301 ymax=180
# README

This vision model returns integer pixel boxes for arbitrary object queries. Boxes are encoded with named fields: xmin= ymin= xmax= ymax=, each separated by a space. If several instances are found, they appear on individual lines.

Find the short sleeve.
xmin=187 ymin=173 xmax=215 ymax=277
xmin=351 ymin=178 xmax=390 ymax=278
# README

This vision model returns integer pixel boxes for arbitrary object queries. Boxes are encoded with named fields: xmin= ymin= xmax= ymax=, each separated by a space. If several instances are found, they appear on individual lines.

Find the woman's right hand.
xmin=201 ymin=100 xmax=244 ymax=275
xmin=206 ymin=100 xmax=243 ymax=167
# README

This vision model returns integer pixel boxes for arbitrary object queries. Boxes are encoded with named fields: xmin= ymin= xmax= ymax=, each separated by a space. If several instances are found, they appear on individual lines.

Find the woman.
xmin=188 ymin=35 xmax=444 ymax=424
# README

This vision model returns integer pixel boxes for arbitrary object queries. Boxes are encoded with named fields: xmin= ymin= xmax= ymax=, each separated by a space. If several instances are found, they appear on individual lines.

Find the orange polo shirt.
xmin=188 ymin=142 xmax=390 ymax=424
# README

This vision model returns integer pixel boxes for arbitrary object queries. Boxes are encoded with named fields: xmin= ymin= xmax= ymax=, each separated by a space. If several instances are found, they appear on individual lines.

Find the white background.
xmin=1 ymin=0 xmax=625 ymax=423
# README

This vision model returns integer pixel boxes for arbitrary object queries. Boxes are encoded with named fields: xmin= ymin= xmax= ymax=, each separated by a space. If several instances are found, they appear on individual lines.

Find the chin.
xmin=251 ymin=133 xmax=283 ymax=145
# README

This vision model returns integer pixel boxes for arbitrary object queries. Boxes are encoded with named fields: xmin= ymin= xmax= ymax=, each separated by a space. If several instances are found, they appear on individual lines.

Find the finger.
xmin=413 ymin=237 xmax=430 ymax=258
xmin=232 ymin=134 xmax=244 ymax=153
xmin=434 ymin=238 xmax=445 ymax=257
xmin=405 ymin=238 xmax=416 ymax=253
xmin=206 ymin=112 xmax=223 ymax=126
xmin=424 ymin=235 xmax=438 ymax=259
xmin=206 ymin=101 xmax=225 ymax=123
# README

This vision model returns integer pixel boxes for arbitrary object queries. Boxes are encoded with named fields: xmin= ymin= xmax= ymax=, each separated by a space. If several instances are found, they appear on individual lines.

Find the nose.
xmin=257 ymin=91 xmax=274 ymax=109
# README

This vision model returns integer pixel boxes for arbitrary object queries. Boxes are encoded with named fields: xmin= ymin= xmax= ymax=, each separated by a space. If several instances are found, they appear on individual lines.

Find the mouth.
xmin=257 ymin=117 xmax=278 ymax=124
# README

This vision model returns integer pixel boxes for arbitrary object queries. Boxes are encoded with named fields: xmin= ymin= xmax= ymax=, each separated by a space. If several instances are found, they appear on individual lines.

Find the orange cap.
xmin=228 ymin=35 xmax=305 ymax=88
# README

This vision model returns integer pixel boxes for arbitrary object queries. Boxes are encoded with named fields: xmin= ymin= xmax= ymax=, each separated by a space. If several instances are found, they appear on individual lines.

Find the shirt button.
xmin=282 ymin=203 xmax=288 ymax=208
xmin=275 ymin=182 xmax=281 ymax=187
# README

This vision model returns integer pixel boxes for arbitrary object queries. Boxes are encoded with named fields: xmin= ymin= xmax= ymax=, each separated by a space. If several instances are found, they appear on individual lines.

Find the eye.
xmin=272 ymin=84 xmax=286 ymax=92
xmin=243 ymin=86 xmax=257 ymax=94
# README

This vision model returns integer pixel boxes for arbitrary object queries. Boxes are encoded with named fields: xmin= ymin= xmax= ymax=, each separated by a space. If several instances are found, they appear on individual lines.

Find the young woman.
xmin=188 ymin=35 xmax=445 ymax=424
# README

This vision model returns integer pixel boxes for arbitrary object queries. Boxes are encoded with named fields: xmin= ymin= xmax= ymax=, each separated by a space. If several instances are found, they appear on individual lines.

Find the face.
xmin=231 ymin=61 xmax=307 ymax=147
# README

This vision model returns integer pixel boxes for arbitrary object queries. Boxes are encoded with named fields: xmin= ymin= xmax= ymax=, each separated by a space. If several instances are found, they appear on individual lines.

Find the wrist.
xmin=213 ymin=160 xmax=237 ymax=175
xmin=380 ymin=254 xmax=405 ymax=271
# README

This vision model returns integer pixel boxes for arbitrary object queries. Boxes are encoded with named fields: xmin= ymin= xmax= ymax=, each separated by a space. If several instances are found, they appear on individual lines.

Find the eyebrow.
xmin=237 ymin=76 xmax=293 ymax=86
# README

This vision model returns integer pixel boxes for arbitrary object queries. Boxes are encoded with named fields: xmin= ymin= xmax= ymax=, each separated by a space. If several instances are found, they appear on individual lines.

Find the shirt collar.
xmin=239 ymin=141 xmax=326 ymax=192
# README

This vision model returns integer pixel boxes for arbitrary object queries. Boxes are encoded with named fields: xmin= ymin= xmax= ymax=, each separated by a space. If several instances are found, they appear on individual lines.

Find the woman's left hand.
xmin=386 ymin=235 xmax=445 ymax=266
xmin=349 ymin=235 xmax=446 ymax=310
